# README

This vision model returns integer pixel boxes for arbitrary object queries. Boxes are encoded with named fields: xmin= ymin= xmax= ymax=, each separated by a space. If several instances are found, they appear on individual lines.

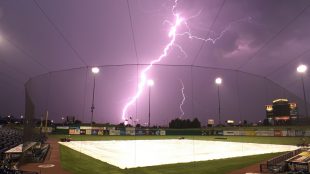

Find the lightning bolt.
xmin=121 ymin=0 xmax=229 ymax=121
xmin=179 ymin=79 xmax=185 ymax=118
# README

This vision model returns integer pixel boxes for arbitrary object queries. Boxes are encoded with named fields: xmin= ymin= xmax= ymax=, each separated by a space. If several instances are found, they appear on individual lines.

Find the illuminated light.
xmin=272 ymin=99 xmax=288 ymax=103
xmin=207 ymin=119 xmax=214 ymax=125
xmin=215 ymin=77 xmax=222 ymax=85
xmin=297 ymin=64 xmax=307 ymax=73
xmin=91 ymin=67 xmax=100 ymax=74
xmin=147 ymin=79 xmax=154 ymax=86
xmin=266 ymin=105 xmax=273 ymax=111
xmin=289 ymin=103 xmax=297 ymax=109
xmin=226 ymin=120 xmax=234 ymax=124
xmin=274 ymin=116 xmax=290 ymax=120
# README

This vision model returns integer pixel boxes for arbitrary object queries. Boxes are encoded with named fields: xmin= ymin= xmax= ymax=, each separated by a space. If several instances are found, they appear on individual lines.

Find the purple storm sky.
xmin=0 ymin=0 xmax=310 ymax=125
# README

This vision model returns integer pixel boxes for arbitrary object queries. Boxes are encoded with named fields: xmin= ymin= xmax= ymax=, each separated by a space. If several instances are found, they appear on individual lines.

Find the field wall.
xmin=52 ymin=126 xmax=310 ymax=137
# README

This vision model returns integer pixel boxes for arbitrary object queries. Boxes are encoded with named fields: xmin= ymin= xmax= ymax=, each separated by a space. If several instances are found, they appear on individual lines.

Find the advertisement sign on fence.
xmin=305 ymin=131 xmax=310 ymax=137
xmin=287 ymin=130 xmax=296 ymax=137
xmin=69 ymin=128 xmax=80 ymax=135
xmin=223 ymin=131 xmax=240 ymax=136
xmin=274 ymin=130 xmax=282 ymax=136
xmin=56 ymin=126 xmax=69 ymax=130
xmin=86 ymin=129 xmax=92 ymax=135
xmin=255 ymin=131 xmax=274 ymax=136
xmin=126 ymin=127 xmax=135 ymax=136
xmin=281 ymin=130 xmax=288 ymax=136
xmin=295 ymin=130 xmax=304 ymax=136
xmin=245 ymin=131 xmax=256 ymax=136
xmin=98 ymin=130 xmax=104 ymax=135
xmin=80 ymin=129 xmax=86 ymax=135
xmin=109 ymin=130 xmax=120 ymax=136
xmin=92 ymin=129 xmax=99 ymax=135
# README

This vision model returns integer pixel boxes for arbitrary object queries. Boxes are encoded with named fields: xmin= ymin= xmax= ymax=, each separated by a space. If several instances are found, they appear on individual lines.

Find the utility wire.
xmin=265 ymin=48 xmax=310 ymax=77
xmin=33 ymin=0 xmax=88 ymax=67
xmin=237 ymin=3 xmax=310 ymax=70
xmin=126 ymin=0 xmax=140 ymax=120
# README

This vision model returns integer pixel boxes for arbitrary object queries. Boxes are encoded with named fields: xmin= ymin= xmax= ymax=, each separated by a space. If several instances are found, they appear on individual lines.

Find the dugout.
xmin=4 ymin=142 xmax=36 ymax=166
xmin=286 ymin=150 xmax=310 ymax=173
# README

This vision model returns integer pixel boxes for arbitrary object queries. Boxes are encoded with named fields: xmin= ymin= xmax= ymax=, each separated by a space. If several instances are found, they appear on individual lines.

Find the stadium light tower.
xmin=61 ymin=116 xmax=65 ymax=126
xmin=91 ymin=67 xmax=100 ymax=127
xmin=215 ymin=77 xmax=222 ymax=125
xmin=297 ymin=64 xmax=308 ymax=118
xmin=147 ymin=79 xmax=154 ymax=127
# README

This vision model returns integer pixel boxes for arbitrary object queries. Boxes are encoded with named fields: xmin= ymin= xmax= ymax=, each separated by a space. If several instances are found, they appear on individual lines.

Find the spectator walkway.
xmin=20 ymin=138 xmax=71 ymax=174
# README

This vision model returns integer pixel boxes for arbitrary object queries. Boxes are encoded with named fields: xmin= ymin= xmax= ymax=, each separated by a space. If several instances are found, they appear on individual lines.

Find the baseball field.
xmin=54 ymin=135 xmax=308 ymax=174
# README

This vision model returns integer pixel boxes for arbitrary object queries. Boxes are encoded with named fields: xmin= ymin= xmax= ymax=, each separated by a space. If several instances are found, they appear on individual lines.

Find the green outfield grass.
xmin=60 ymin=144 xmax=282 ymax=174
xmin=55 ymin=134 xmax=308 ymax=174
xmin=51 ymin=134 xmax=309 ymax=145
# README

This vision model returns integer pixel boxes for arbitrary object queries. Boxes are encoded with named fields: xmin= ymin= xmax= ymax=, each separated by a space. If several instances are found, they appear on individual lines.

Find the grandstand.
xmin=0 ymin=126 xmax=48 ymax=174
xmin=0 ymin=127 xmax=23 ymax=155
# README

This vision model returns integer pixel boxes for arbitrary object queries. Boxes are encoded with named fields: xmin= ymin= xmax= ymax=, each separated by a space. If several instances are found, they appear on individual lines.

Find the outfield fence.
xmin=50 ymin=126 xmax=310 ymax=137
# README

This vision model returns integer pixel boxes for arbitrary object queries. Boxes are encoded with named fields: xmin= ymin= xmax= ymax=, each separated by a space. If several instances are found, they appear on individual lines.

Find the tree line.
xmin=169 ymin=118 xmax=201 ymax=128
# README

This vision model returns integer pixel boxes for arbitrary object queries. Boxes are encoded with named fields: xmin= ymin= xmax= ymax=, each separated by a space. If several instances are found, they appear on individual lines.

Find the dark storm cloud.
xmin=0 ymin=0 xmax=309 ymax=124
xmin=204 ymin=0 xmax=308 ymax=58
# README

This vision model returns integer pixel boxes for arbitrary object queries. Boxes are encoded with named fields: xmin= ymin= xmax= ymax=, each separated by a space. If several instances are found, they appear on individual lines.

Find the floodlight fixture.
xmin=92 ymin=67 xmax=100 ymax=74
xmin=215 ymin=77 xmax=222 ymax=85
xmin=297 ymin=64 xmax=307 ymax=73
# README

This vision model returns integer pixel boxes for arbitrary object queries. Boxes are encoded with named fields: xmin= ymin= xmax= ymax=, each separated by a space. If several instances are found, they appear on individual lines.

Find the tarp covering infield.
xmin=59 ymin=139 xmax=298 ymax=169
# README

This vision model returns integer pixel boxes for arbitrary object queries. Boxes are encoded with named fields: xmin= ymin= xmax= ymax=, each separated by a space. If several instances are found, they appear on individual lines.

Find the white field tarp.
xmin=59 ymin=139 xmax=298 ymax=169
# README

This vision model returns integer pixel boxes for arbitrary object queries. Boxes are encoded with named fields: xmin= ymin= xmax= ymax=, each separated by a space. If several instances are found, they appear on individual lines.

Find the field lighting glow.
xmin=91 ymin=67 xmax=100 ymax=74
xmin=297 ymin=64 xmax=307 ymax=73
xmin=215 ymin=77 xmax=222 ymax=85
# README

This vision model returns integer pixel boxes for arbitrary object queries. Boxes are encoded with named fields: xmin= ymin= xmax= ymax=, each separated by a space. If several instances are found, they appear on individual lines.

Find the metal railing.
xmin=260 ymin=148 xmax=304 ymax=173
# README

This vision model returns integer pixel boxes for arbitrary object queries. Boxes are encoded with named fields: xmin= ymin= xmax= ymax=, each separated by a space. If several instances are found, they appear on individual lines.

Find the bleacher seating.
xmin=0 ymin=168 xmax=38 ymax=174
xmin=0 ymin=126 xmax=44 ymax=174
xmin=0 ymin=127 xmax=23 ymax=159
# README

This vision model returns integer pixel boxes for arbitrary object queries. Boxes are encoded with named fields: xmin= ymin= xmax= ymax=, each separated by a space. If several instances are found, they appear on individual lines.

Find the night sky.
xmin=0 ymin=0 xmax=309 ymax=125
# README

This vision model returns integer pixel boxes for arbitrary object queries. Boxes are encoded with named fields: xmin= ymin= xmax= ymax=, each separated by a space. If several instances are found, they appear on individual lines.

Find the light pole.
xmin=297 ymin=64 xmax=308 ymax=118
xmin=91 ymin=67 xmax=100 ymax=127
xmin=147 ymin=79 xmax=154 ymax=127
xmin=61 ymin=116 xmax=64 ymax=126
xmin=215 ymin=77 xmax=222 ymax=125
